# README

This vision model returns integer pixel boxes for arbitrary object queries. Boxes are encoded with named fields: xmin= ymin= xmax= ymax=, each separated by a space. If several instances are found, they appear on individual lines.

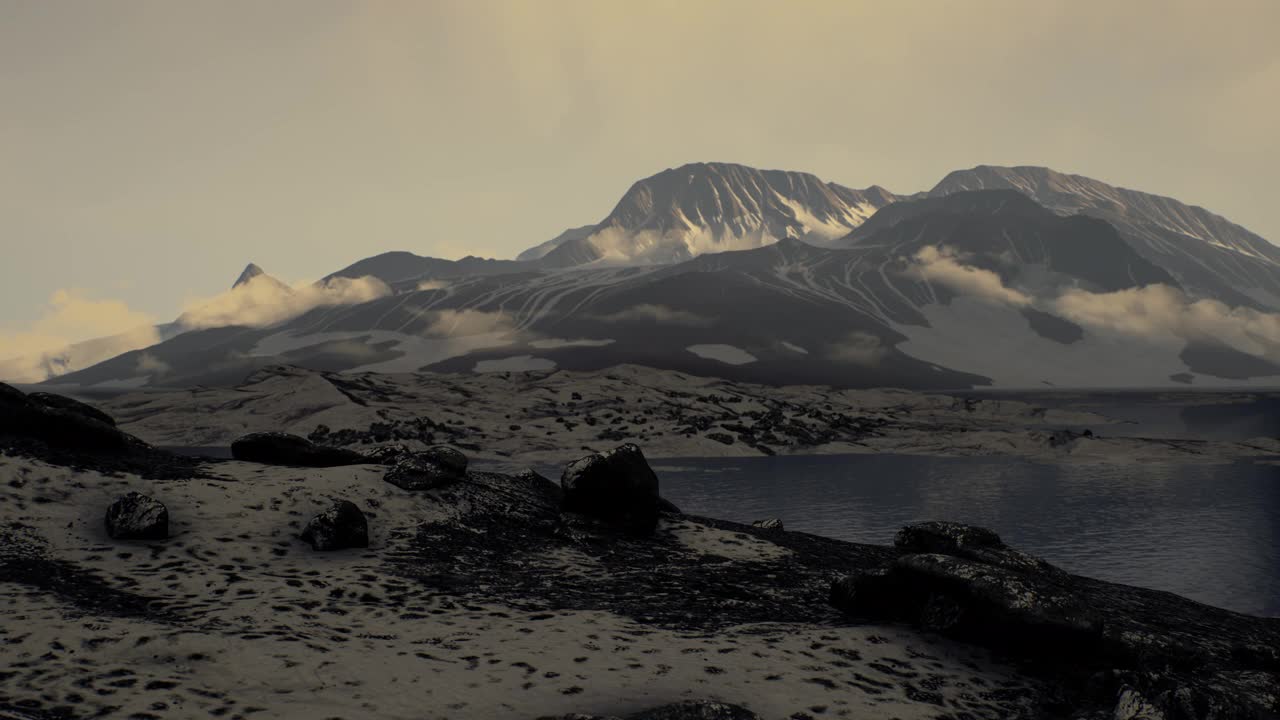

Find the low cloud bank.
xmin=0 ymin=290 xmax=160 ymax=382
xmin=178 ymin=274 xmax=391 ymax=330
xmin=908 ymin=245 xmax=1280 ymax=364
xmin=593 ymin=303 xmax=714 ymax=327
xmin=908 ymin=246 xmax=1031 ymax=306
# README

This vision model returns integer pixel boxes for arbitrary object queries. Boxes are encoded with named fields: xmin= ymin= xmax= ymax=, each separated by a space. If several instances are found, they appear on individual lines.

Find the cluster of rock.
xmin=830 ymin=520 xmax=1280 ymax=718
xmin=539 ymin=700 xmax=759 ymax=720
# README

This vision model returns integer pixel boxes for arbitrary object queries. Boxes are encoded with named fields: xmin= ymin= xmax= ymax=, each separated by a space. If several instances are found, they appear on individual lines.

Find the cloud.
xmin=1053 ymin=284 xmax=1280 ymax=360
xmin=907 ymin=246 xmax=1031 ymax=306
xmin=593 ymin=303 xmax=714 ymax=326
xmin=178 ymin=274 xmax=391 ymax=330
xmin=0 ymin=290 xmax=160 ymax=382
xmin=135 ymin=352 xmax=171 ymax=376
xmin=424 ymin=309 xmax=513 ymax=336
xmin=826 ymin=331 xmax=889 ymax=366
xmin=415 ymin=279 xmax=451 ymax=292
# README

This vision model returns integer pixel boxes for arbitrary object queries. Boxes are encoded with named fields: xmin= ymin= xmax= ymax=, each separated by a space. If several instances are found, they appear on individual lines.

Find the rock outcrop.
xmin=104 ymin=492 xmax=169 ymax=540
xmin=751 ymin=518 xmax=783 ymax=531
xmin=230 ymin=432 xmax=366 ymax=468
xmin=384 ymin=446 xmax=468 ymax=491
xmin=26 ymin=392 xmax=116 ymax=426
xmin=560 ymin=443 xmax=660 ymax=535
xmin=0 ymin=382 xmax=200 ymax=479
xmin=299 ymin=500 xmax=369 ymax=551
xmin=832 ymin=520 xmax=1280 ymax=719
xmin=538 ymin=701 xmax=760 ymax=720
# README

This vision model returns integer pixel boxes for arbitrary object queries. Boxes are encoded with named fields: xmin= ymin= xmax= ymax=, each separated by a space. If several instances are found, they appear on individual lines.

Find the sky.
xmin=2 ymin=0 xmax=1278 ymax=355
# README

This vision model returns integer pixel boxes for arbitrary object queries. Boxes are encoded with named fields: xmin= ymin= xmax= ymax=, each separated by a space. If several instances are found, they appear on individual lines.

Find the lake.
xmin=650 ymin=454 xmax=1280 ymax=618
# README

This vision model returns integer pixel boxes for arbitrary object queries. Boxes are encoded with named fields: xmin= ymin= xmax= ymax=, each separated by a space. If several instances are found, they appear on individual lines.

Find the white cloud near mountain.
xmin=0 ymin=290 xmax=160 ymax=382
xmin=1054 ymin=285 xmax=1280 ymax=362
xmin=908 ymin=246 xmax=1031 ymax=307
xmin=178 ymin=275 xmax=391 ymax=330
xmin=907 ymin=245 xmax=1280 ymax=363
xmin=593 ymin=304 xmax=714 ymax=327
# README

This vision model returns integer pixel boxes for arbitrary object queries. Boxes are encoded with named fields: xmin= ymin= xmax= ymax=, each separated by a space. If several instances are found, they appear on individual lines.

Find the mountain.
xmin=929 ymin=166 xmax=1280 ymax=310
xmin=529 ymin=162 xmax=899 ymax=267
xmin=321 ymin=252 xmax=529 ymax=291
xmin=516 ymin=225 xmax=594 ymax=262
xmin=50 ymin=190 xmax=1280 ymax=390
xmin=233 ymin=263 xmax=266 ymax=288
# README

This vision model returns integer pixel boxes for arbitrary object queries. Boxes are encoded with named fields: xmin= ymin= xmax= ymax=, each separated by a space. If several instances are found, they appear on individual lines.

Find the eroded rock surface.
xmin=300 ymin=500 xmax=369 ymax=551
xmin=833 ymin=520 xmax=1280 ymax=719
xmin=384 ymin=446 xmax=468 ymax=491
xmin=230 ymin=431 xmax=366 ymax=468
xmin=561 ymin=443 xmax=660 ymax=535
xmin=104 ymin=492 xmax=168 ymax=540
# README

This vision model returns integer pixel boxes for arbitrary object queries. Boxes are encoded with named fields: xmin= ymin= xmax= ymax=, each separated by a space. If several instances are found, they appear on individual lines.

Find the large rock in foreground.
xmin=834 ymin=522 xmax=1100 ymax=653
xmin=384 ymin=446 xmax=468 ymax=491
xmin=1 ymin=382 xmax=138 ymax=453
xmin=105 ymin=492 xmax=169 ymax=540
xmin=26 ymin=392 xmax=116 ymax=426
xmin=300 ymin=500 xmax=369 ymax=551
xmin=230 ymin=432 xmax=366 ymax=468
xmin=560 ymin=443 xmax=660 ymax=535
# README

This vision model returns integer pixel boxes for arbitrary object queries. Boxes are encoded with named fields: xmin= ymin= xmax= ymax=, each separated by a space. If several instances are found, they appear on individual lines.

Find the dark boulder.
xmin=560 ymin=443 xmax=660 ymax=535
xmin=1 ymin=382 xmax=137 ymax=453
xmin=835 ymin=522 xmax=1102 ymax=655
xmin=384 ymin=446 xmax=468 ymax=491
xmin=895 ymin=520 xmax=1067 ymax=579
xmin=751 ymin=518 xmax=783 ymax=531
xmin=300 ymin=500 xmax=369 ymax=551
xmin=105 ymin=492 xmax=169 ymax=540
xmin=27 ymin=392 xmax=116 ymax=426
xmin=230 ymin=432 xmax=366 ymax=467
xmin=891 ymin=552 xmax=1102 ymax=648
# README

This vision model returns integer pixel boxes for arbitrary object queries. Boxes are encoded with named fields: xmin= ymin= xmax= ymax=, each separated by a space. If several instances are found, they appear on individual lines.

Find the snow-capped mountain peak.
xmin=531 ymin=162 xmax=898 ymax=268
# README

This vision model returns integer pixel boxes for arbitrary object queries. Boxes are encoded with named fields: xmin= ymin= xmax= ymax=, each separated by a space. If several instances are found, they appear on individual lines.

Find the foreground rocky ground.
xmin=62 ymin=365 xmax=1280 ymax=465
xmin=2 ymin=381 xmax=1279 ymax=719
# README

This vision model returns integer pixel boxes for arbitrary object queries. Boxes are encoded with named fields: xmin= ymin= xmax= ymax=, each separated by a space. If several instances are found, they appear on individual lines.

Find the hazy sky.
xmin=2 ymin=0 xmax=1278 ymax=350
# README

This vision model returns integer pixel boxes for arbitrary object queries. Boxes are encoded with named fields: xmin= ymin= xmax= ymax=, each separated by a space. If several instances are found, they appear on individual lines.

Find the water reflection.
xmin=653 ymin=455 xmax=1280 ymax=617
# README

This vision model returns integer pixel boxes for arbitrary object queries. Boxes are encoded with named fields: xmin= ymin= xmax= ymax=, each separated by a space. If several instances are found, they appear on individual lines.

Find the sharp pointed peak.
xmin=233 ymin=263 xmax=266 ymax=289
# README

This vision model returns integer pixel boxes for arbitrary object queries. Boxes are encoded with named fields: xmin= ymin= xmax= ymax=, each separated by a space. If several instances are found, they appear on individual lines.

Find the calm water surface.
xmin=651 ymin=455 xmax=1280 ymax=617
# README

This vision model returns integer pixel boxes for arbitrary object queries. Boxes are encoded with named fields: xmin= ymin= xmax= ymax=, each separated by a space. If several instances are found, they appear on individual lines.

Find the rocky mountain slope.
xmin=19 ymin=162 xmax=1280 ymax=390
xmin=929 ymin=165 xmax=1280 ymax=310
xmin=532 ymin=162 xmax=900 ymax=267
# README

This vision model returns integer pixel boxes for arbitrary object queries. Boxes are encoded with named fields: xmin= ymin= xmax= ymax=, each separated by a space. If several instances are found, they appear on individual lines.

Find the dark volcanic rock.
xmin=560 ymin=443 xmax=660 ymax=535
xmin=384 ymin=446 xmax=468 ymax=491
xmin=751 ymin=518 xmax=783 ymax=531
xmin=834 ymin=520 xmax=1280 ymax=718
xmin=0 ymin=383 xmax=200 ymax=478
xmin=895 ymin=519 xmax=1067 ymax=579
xmin=300 ymin=500 xmax=369 ymax=551
xmin=891 ymin=552 xmax=1102 ymax=648
xmin=230 ymin=432 xmax=366 ymax=467
xmin=105 ymin=492 xmax=169 ymax=540
xmin=537 ymin=700 xmax=760 ymax=720
xmin=26 ymin=392 xmax=116 ymax=426
xmin=629 ymin=702 xmax=760 ymax=720
xmin=0 ymin=383 xmax=134 ymax=453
